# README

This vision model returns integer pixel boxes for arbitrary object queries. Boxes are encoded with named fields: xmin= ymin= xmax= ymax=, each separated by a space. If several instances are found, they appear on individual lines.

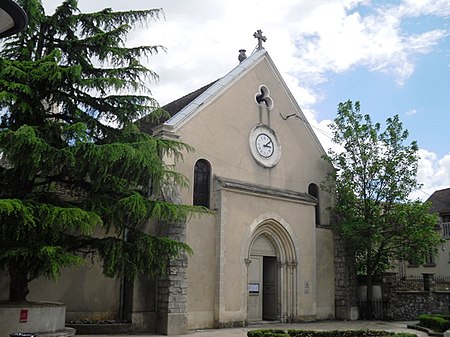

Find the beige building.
xmin=396 ymin=188 xmax=450 ymax=279
xmin=142 ymin=47 xmax=337 ymax=333
xmin=0 ymin=47 xmax=338 ymax=335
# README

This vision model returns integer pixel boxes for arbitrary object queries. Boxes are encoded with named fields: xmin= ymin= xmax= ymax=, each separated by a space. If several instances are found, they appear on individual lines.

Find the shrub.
xmin=248 ymin=330 xmax=417 ymax=337
xmin=418 ymin=314 xmax=450 ymax=332
xmin=247 ymin=330 xmax=289 ymax=337
xmin=287 ymin=331 xmax=415 ymax=337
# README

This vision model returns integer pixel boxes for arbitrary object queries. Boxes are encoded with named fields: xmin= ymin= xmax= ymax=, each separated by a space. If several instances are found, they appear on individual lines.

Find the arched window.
xmin=308 ymin=183 xmax=320 ymax=226
xmin=193 ymin=159 xmax=211 ymax=208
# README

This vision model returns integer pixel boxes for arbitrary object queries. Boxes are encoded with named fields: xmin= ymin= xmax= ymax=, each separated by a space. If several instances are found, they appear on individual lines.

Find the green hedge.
xmin=418 ymin=314 xmax=450 ymax=332
xmin=247 ymin=330 xmax=417 ymax=337
xmin=247 ymin=330 xmax=289 ymax=337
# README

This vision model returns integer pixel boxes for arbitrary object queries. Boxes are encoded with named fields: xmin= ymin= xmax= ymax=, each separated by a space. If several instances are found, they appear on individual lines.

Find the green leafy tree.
xmin=323 ymin=100 xmax=441 ymax=302
xmin=0 ymin=0 xmax=205 ymax=302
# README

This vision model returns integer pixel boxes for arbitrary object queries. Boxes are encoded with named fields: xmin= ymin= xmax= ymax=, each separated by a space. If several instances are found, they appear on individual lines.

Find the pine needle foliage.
xmin=0 ymin=0 xmax=207 ymax=302
xmin=322 ymin=100 xmax=441 ymax=303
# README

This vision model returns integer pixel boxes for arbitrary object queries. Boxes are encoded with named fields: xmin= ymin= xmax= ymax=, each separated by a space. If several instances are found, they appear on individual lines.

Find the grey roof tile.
xmin=426 ymin=187 xmax=450 ymax=214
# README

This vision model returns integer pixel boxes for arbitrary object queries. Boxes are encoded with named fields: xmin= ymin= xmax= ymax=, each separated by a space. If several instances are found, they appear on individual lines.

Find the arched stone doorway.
xmin=246 ymin=220 xmax=298 ymax=323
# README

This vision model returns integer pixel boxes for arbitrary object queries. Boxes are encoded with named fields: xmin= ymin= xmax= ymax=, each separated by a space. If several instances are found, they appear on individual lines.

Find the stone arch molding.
xmin=242 ymin=214 xmax=299 ymax=322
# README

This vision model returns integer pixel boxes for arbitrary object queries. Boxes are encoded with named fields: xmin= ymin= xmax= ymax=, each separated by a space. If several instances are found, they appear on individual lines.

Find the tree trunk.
xmin=8 ymin=264 xmax=29 ymax=302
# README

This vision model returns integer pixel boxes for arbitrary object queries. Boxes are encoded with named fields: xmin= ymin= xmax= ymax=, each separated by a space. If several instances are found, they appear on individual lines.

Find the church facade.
xmin=0 ymin=45 xmax=340 ymax=335
xmin=143 ymin=47 xmax=337 ymax=333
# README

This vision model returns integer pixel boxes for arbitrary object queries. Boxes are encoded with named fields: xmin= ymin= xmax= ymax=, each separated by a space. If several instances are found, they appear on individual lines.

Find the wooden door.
xmin=263 ymin=256 xmax=277 ymax=320
xmin=248 ymin=256 xmax=262 ymax=321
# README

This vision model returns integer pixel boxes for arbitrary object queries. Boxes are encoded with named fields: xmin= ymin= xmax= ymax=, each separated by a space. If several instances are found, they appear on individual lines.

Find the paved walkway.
xmin=79 ymin=320 xmax=427 ymax=337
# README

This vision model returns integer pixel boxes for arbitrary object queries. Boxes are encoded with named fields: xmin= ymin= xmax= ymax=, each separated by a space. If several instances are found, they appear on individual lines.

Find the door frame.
xmin=245 ymin=220 xmax=298 ymax=323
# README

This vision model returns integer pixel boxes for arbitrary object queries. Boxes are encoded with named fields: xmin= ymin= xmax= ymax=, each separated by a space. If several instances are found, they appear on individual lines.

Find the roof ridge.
xmin=163 ymin=80 xmax=219 ymax=115
xmin=137 ymin=80 xmax=218 ymax=135
xmin=138 ymin=48 xmax=267 ymax=134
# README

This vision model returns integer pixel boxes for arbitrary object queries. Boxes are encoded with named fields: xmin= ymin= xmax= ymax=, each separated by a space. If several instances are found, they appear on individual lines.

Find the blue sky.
xmin=314 ymin=8 xmax=450 ymax=159
xmin=40 ymin=0 xmax=450 ymax=199
xmin=315 ymin=56 xmax=449 ymax=157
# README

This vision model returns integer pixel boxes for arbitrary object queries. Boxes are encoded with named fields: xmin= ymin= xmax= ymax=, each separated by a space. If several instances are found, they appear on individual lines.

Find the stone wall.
xmin=360 ymin=273 xmax=450 ymax=320
xmin=388 ymin=291 xmax=450 ymax=320
xmin=334 ymin=232 xmax=359 ymax=320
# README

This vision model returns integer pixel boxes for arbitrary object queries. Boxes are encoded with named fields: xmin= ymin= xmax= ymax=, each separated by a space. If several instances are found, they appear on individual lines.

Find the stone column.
xmin=156 ymin=251 xmax=188 ymax=335
xmin=423 ymin=273 xmax=435 ymax=292
xmin=277 ymin=261 xmax=287 ymax=322
xmin=156 ymin=219 xmax=188 ymax=335
xmin=155 ymin=189 xmax=188 ymax=335
xmin=334 ymin=232 xmax=359 ymax=320
xmin=382 ymin=272 xmax=398 ymax=320
xmin=382 ymin=272 xmax=398 ymax=300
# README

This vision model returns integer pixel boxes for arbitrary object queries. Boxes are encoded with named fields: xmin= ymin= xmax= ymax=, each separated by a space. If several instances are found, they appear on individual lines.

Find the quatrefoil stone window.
xmin=255 ymin=85 xmax=274 ymax=110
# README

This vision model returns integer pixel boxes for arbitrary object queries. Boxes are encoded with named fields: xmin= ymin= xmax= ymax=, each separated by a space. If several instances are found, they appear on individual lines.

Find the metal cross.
xmin=253 ymin=29 xmax=267 ymax=50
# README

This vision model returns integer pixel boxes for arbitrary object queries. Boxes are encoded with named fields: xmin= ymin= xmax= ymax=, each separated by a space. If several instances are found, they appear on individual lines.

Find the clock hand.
xmin=263 ymin=142 xmax=272 ymax=148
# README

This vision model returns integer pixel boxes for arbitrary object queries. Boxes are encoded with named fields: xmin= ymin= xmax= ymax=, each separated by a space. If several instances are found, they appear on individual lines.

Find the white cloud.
xmin=405 ymin=109 xmax=417 ymax=116
xmin=312 ymin=118 xmax=338 ymax=155
xmin=396 ymin=0 xmax=450 ymax=17
xmin=436 ymin=154 xmax=450 ymax=186
xmin=157 ymin=0 xmax=445 ymax=108
xmin=413 ymin=149 xmax=450 ymax=200
xmin=286 ymin=1 xmax=449 ymax=86
xmin=40 ymin=0 xmax=449 ymax=102
xmin=39 ymin=0 xmax=450 ymax=192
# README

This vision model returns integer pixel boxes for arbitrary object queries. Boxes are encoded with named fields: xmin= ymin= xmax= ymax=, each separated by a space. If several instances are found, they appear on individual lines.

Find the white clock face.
xmin=255 ymin=133 xmax=274 ymax=158
xmin=249 ymin=124 xmax=281 ymax=168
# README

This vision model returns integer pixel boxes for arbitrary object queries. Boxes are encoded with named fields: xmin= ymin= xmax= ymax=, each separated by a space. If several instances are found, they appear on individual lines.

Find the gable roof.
xmin=139 ymin=48 xmax=326 ymax=155
xmin=426 ymin=188 xmax=450 ymax=214
xmin=138 ymin=80 xmax=217 ymax=135
xmin=138 ymin=48 xmax=267 ymax=135
xmin=158 ymin=48 xmax=268 ymax=132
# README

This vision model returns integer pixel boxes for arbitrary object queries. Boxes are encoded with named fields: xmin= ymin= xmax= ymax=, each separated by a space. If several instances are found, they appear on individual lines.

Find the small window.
xmin=255 ymin=85 xmax=274 ymax=110
xmin=424 ymin=251 xmax=436 ymax=267
xmin=308 ymin=183 xmax=320 ymax=226
xmin=193 ymin=159 xmax=211 ymax=208
xmin=443 ymin=222 xmax=450 ymax=239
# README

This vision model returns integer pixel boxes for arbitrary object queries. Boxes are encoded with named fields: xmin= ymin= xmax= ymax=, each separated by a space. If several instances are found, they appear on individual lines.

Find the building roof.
xmin=138 ymin=48 xmax=267 ymax=135
xmin=138 ymin=80 xmax=217 ymax=135
xmin=138 ymin=47 xmax=326 ymax=155
xmin=426 ymin=187 xmax=450 ymax=214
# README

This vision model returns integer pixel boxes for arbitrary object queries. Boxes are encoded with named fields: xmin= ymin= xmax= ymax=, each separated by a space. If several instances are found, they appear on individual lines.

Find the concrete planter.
xmin=0 ymin=302 xmax=74 ymax=337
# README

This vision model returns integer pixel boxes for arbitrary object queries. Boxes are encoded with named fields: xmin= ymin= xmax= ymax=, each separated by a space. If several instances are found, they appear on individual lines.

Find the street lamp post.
xmin=0 ymin=0 xmax=28 ymax=38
